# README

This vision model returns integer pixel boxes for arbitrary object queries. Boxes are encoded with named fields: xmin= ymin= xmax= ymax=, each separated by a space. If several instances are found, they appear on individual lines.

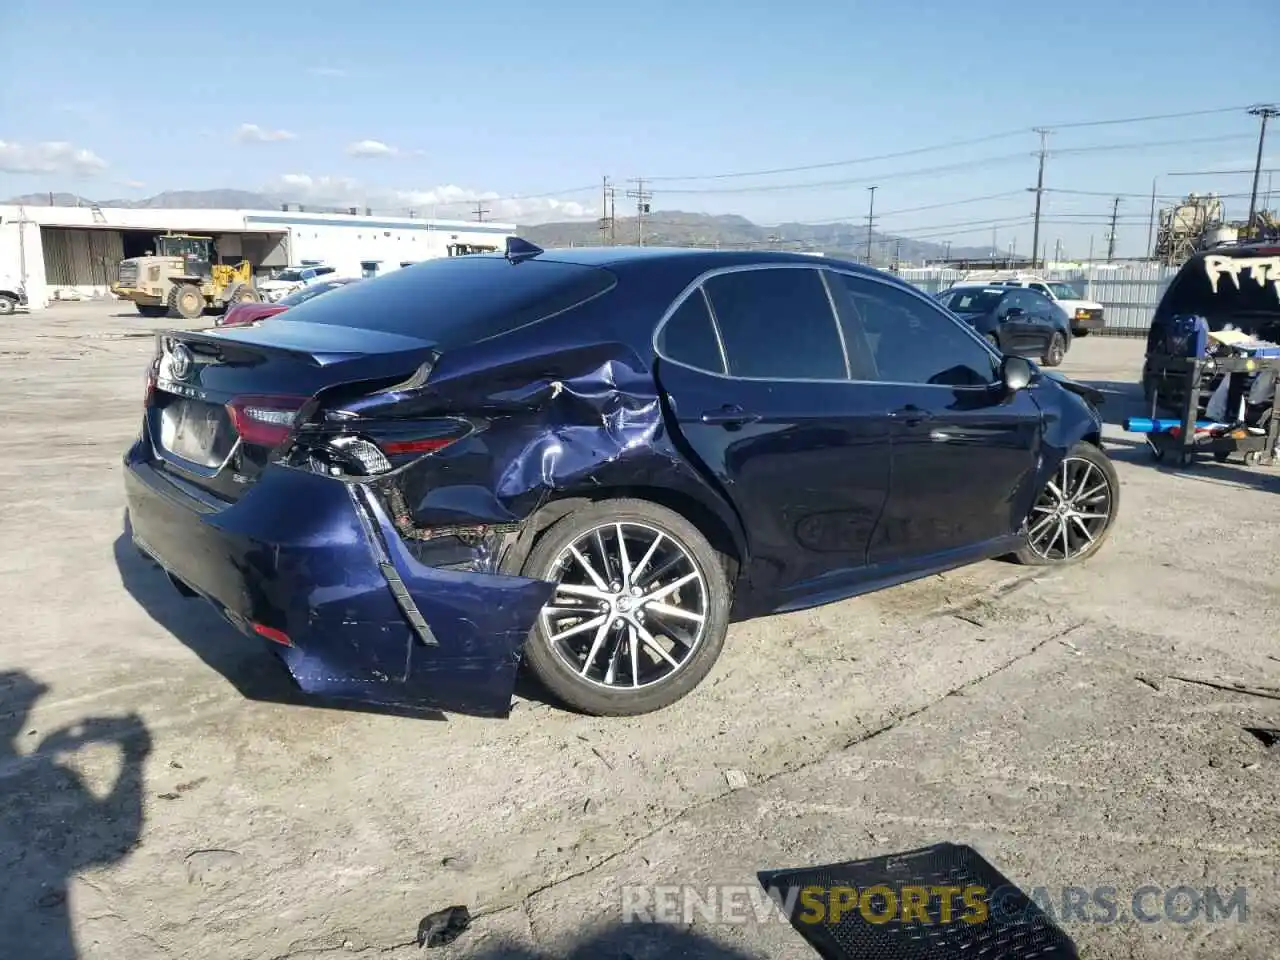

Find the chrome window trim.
xmin=652 ymin=262 xmax=1004 ymax=390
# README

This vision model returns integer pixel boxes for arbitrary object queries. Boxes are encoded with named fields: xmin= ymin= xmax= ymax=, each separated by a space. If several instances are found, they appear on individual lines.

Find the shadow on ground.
xmin=112 ymin=512 xmax=450 ymax=721
xmin=468 ymin=924 xmax=764 ymax=959
xmin=0 ymin=670 xmax=151 ymax=960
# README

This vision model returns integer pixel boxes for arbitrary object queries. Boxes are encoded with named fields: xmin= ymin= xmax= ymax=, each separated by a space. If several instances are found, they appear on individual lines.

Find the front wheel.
xmin=167 ymin=284 xmax=205 ymax=320
xmin=1042 ymin=331 xmax=1067 ymax=367
xmin=1012 ymin=441 xmax=1119 ymax=566
xmin=0 ymin=295 xmax=16 ymax=316
xmin=520 ymin=499 xmax=731 ymax=716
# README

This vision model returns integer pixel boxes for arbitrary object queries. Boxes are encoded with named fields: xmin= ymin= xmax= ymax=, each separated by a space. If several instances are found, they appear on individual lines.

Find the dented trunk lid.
xmin=145 ymin=321 xmax=439 ymax=502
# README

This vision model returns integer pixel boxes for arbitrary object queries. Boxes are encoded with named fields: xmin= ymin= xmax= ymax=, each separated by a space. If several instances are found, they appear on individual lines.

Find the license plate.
xmin=159 ymin=398 xmax=232 ymax=467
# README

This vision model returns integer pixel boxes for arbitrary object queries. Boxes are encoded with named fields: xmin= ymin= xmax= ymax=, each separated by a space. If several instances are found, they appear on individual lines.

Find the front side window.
xmin=701 ymin=268 xmax=846 ymax=380
xmin=1046 ymin=282 xmax=1079 ymax=300
xmin=831 ymin=274 xmax=998 ymax=387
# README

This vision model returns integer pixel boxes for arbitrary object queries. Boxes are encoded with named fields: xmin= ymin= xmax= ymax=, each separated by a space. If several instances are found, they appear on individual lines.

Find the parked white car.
xmin=257 ymin=265 xmax=338 ymax=303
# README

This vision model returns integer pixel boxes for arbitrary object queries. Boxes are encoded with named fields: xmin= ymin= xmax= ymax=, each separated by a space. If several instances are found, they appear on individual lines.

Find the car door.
xmin=653 ymin=265 xmax=894 ymax=608
xmin=825 ymin=271 xmax=1044 ymax=567
xmin=996 ymin=291 xmax=1039 ymax=355
xmin=1022 ymin=290 xmax=1061 ymax=351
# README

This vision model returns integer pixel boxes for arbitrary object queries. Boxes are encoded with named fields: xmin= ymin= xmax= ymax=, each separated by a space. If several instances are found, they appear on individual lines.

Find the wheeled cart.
xmin=1124 ymin=354 xmax=1280 ymax=467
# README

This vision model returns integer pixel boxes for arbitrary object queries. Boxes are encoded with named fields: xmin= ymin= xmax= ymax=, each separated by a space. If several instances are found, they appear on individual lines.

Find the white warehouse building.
xmin=0 ymin=203 xmax=518 ymax=310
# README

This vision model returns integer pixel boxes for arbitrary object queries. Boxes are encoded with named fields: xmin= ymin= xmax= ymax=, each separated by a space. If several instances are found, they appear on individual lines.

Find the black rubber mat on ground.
xmin=759 ymin=842 xmax=1078 ymax=960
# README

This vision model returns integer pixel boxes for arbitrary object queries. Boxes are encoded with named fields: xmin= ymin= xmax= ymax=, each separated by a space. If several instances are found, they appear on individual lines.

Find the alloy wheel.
xmin=1047 ymin=334 xmax=1065 ymax=365
xmin=1025 ymin=456 xmax=1114 ymax=561
xmin=539 ymin=521 xmax=708 ymax=690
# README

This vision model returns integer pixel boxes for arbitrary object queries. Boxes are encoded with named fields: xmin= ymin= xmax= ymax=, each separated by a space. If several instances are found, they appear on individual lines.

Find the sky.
xmin=2 ymin=0 xmax=1279 ymax=259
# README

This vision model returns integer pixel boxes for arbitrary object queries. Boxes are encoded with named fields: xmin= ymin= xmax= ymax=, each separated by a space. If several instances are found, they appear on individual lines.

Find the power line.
xmin=472 ymin=200 xmax=490 ymax=222
xmin=1050 ymin=133 xmax=1255 ymax=157
xmin=654 ymin=153 xmax=1030 ymax=195
xmin=641 ymin=104 xmax=1260 ymax=183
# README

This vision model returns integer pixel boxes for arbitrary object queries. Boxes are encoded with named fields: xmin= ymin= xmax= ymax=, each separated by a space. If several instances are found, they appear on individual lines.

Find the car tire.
xmin=1012 ymin=441 xmax=1119 ymax=566
xmin=1042 ymin=332 xmax=1067 ymax=367
xmin=0 ymin=295 xmax=16 ymax=316
xmin=519 ymin=498 xmax=731 ymax=716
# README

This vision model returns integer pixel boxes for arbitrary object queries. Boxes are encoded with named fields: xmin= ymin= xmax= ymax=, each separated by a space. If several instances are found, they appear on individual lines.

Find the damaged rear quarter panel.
xmin=361 ymin=289 xmax=749 ymax=580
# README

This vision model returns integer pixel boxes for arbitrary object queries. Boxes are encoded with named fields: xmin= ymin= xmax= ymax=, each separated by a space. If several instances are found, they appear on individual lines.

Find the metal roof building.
xmin=0 ymin=204 xmax=517 ymax=310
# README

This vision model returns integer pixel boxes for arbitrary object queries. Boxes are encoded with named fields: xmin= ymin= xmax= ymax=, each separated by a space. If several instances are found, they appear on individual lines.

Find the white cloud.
xmin=235 ymin=123 xmax=297 ymax=144
xmin=0 ymin=140 xmax=107 ymax=177
xmin=269 ymin=173 xmax=594 ymax=224
xmin=345 ymin=139 xmax=399 ymax=159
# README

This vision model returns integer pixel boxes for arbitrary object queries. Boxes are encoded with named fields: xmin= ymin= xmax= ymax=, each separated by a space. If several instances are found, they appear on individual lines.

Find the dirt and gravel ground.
xmin=1 ymin=301 xmax=1278 ymax=960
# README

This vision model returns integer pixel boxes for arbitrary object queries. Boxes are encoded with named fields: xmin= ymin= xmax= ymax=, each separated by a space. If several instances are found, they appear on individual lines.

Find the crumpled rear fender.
xmin=355 ymin=341 xmax=748 ymax=577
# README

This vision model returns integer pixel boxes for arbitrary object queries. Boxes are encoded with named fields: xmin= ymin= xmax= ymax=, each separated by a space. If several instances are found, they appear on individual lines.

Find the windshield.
xmin=940 ymin=288 xmax=1003 ymax=313
xmin=279 ymin=255 xmax=618 ymax=348
xmin=279 ymin=279 xmax=354 ymax=307
xmin=1046 ymin=282 xmax=1081 ymax=300
xmin=1158 ymin=251 xmax=1280 ymax=332
xmin=274 ymin=270 xmax=304 ymax=282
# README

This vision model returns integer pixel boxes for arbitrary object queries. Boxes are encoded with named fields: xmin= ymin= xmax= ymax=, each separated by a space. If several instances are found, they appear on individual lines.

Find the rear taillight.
xmin=303 ymin=427 xmax=468 ymax=477
xmin=144 ymin=355 xmax=160 ymax=407
xmin=226 ymin=395 xmax=309 ymax=447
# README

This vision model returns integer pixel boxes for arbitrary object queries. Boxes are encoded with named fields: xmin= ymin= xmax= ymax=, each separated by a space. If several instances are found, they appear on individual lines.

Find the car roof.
xmin=497 ymin=243 xmax=891 ymax=281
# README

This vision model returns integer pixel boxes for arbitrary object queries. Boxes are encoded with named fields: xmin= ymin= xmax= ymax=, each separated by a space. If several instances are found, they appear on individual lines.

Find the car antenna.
xmin=505 ymin=236 xmax=544 ymax=264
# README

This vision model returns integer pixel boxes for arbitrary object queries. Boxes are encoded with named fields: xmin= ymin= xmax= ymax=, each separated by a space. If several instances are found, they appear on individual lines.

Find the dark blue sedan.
xmin=123 ymin=240 xmax=1119 ymax=717
xmin=936 ymin=284 xmax=1072 ymax=366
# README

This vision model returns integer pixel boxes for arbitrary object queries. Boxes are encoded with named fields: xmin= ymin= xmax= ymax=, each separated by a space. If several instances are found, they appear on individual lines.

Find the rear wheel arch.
xmin=503 ymin=485 xmax=745 ymax=587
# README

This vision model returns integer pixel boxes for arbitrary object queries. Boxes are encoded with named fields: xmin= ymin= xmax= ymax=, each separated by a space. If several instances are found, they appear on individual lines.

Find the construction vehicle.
xmin=112 ymin=234 xmax=260 ymax=319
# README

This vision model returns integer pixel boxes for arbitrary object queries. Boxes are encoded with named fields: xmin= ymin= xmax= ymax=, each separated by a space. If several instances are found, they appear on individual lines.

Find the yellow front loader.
xmin=112 ymin=234 xmax=260 ymax=319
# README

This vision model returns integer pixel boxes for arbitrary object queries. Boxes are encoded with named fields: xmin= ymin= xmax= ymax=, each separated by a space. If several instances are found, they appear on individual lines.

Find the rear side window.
xmin=658 ymin=291 xmax=725 ymax=374
xmin=280 ymin=256 xmax=617 ymax=347
xmin=702 ymin=267 xmax=846 ymax=380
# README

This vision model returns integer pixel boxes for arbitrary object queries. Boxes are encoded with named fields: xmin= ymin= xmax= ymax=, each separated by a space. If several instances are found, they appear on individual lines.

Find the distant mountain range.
xmin=4 ymin=189 xmax=992 ymax=263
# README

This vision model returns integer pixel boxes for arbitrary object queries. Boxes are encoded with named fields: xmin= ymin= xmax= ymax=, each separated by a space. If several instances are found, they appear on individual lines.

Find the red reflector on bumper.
xmin=252 ymin=622 xmax=292 ymax=646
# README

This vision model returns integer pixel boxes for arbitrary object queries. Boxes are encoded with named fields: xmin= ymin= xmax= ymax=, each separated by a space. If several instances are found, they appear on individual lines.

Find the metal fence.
xmin=896 ymin=264 xmax=1179 ymax=337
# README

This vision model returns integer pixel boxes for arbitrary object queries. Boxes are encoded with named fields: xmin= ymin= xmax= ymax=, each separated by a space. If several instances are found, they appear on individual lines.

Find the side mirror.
xmin=1001 ymin=355 xmax=1035 ymax=392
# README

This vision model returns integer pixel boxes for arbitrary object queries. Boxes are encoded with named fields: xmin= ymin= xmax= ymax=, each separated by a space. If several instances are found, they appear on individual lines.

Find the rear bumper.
xmin=1071 ymin=311 xmax=1105 ymax=332
xmin=122 ymin=441 xmax=554 ymax=716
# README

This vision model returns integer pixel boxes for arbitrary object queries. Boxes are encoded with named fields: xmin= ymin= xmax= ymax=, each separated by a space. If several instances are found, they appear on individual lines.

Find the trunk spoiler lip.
xmin=165 ymin=322 xmax=438 ymax=367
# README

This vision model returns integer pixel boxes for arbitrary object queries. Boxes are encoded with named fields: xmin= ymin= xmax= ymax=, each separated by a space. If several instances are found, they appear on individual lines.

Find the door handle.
xmin=700 ymin=404 xmax=761 ymax=427
xmin=889 ymin=405 xmax=933 ymax=426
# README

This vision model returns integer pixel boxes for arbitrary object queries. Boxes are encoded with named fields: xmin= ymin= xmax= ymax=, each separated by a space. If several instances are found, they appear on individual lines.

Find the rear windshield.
xmin=278 ymin=255 xmax=617 ymax=346
xmin=1159 ymin=251 xmax=1280 ymax=330
xmin=940 ymin=288 xmax=1003 ymax=313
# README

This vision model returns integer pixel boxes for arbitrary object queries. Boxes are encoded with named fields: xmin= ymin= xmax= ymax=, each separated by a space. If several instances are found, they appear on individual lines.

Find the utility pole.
xmin=1029 ymin=127 xmax=1050 ymax=269
xmin=598 ymin=176 xmax=614 ymax=246
xmin=626 ymin=178 xmax=652 ymax=245
xmin=1054 ymin=238 xmax=1062 ymax=264
xmin=1247 ymin=104 xmax=1279 ymax=231
xmin=1106 ymin=197 xmax=1121 ymax=261
xmin=1146 ymin=177 xmax=1158 ymax=260
xmin=943 ymin=240 xmax=951 ymax=261
xmin=1088 ymin=235 xmax=1095 ymax=263
xmin=864 ymin=186 xmax=877 ymax=264
xmin=473 ymin=200 xmax=490 ymax=222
